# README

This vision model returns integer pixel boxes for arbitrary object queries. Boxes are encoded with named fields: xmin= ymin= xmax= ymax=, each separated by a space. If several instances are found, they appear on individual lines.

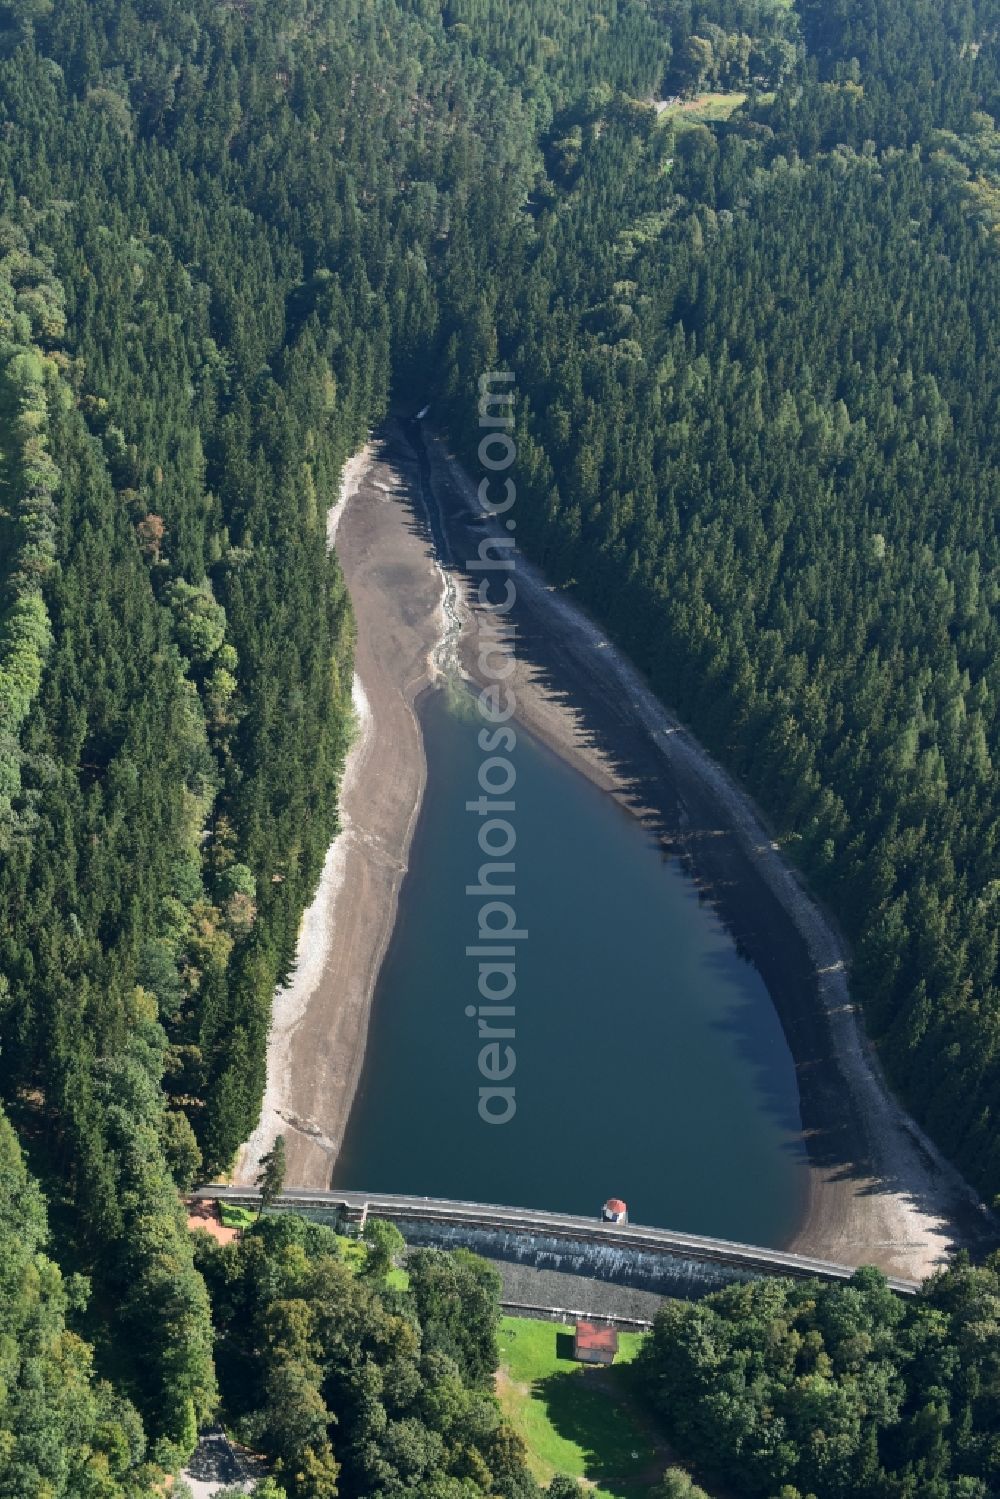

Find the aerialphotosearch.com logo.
xmin=466 ymin=371 xmax=521 ymax=1126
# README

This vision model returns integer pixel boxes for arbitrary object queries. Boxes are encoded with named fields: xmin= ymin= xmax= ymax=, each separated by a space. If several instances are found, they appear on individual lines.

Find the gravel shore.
xmin=236 ymin=433 xmax=440 ymax=1185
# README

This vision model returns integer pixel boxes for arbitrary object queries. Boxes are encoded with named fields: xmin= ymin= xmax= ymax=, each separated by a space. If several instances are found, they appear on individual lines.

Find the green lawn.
xmin=334 ymin=1231 xmax=369 ymax=1270
xmin=218 ymin=1203 xmax=256 ymax=1229
xmin=657 ymin=91 xmax=749 ymax=127
xmin=496 ymin=1317 xmax=669 ymax=1498
xmin=213 ymin=1216 xmax=410 ymax=1288
xmin=335 ymin=1232 xmax=410 ymax=1289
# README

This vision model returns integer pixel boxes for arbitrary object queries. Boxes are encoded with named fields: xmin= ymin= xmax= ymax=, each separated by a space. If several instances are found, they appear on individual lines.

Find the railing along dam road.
xmin=200 ymin=1188 xmax=919 ymax=1304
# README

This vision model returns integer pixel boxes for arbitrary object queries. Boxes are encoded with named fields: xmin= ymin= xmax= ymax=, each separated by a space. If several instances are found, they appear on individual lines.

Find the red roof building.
xmin=573 ymin=1321 xmax=619 ymax=1366
xmin=602 ymin=1197 xmax=628 ymax=1224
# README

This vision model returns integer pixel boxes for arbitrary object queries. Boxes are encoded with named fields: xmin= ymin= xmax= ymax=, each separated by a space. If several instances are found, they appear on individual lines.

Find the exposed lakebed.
xmin=333 ymin=684 xmax=809 ymax=1247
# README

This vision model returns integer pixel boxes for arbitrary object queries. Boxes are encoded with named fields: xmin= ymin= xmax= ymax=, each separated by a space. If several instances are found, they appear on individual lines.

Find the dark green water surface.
xmin=333 ymin=687 xmax=808 ymax=1245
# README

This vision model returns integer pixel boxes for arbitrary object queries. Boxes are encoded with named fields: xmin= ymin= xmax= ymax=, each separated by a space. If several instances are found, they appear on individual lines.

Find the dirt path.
xmin=237 ymin=417 xmax=990 ymax=1279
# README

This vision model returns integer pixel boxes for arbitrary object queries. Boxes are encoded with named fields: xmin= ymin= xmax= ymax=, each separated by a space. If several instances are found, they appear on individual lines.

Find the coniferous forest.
xmin=0 ymin=0 xmax=998 ymax=1494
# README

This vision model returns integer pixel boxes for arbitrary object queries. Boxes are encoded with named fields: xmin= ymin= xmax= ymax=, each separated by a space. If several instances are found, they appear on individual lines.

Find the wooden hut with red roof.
xmin=573 ymin=1321 xmax=619 ymax=1365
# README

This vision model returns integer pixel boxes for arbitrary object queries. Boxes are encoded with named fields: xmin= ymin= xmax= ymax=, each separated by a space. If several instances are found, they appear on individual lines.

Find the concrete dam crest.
xmin=199 ymin=1188 xmax=919 ymax=1325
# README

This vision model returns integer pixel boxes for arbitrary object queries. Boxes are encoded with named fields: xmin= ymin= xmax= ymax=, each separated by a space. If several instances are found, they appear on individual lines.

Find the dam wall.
xmin=198 ymin=1188 xmax=919 ymax=1313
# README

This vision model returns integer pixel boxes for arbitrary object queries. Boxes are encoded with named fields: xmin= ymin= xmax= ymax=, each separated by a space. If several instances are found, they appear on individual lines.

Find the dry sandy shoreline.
xmin=236 ymin=436 xmax=443 ymax=1186
xmin=238 ymin=419 xmax=990 ymax=1280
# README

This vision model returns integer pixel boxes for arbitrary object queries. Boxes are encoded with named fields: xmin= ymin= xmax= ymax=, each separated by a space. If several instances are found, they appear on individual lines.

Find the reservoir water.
xmin=333 ymin=686 xmax=808 ymax=1247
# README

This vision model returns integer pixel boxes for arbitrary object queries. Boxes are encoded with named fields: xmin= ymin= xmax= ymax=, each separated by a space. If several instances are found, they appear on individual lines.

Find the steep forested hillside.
xmin=0 ymin=0 xmax=997 ymax=1492
xmin=194 ymin=1217 xmax=528 ymax=1498
xmin=437 ymin=3 xmax=1000 ymax=1201
xmin=639 ymin=1255 xmax=1000 ymax=1497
